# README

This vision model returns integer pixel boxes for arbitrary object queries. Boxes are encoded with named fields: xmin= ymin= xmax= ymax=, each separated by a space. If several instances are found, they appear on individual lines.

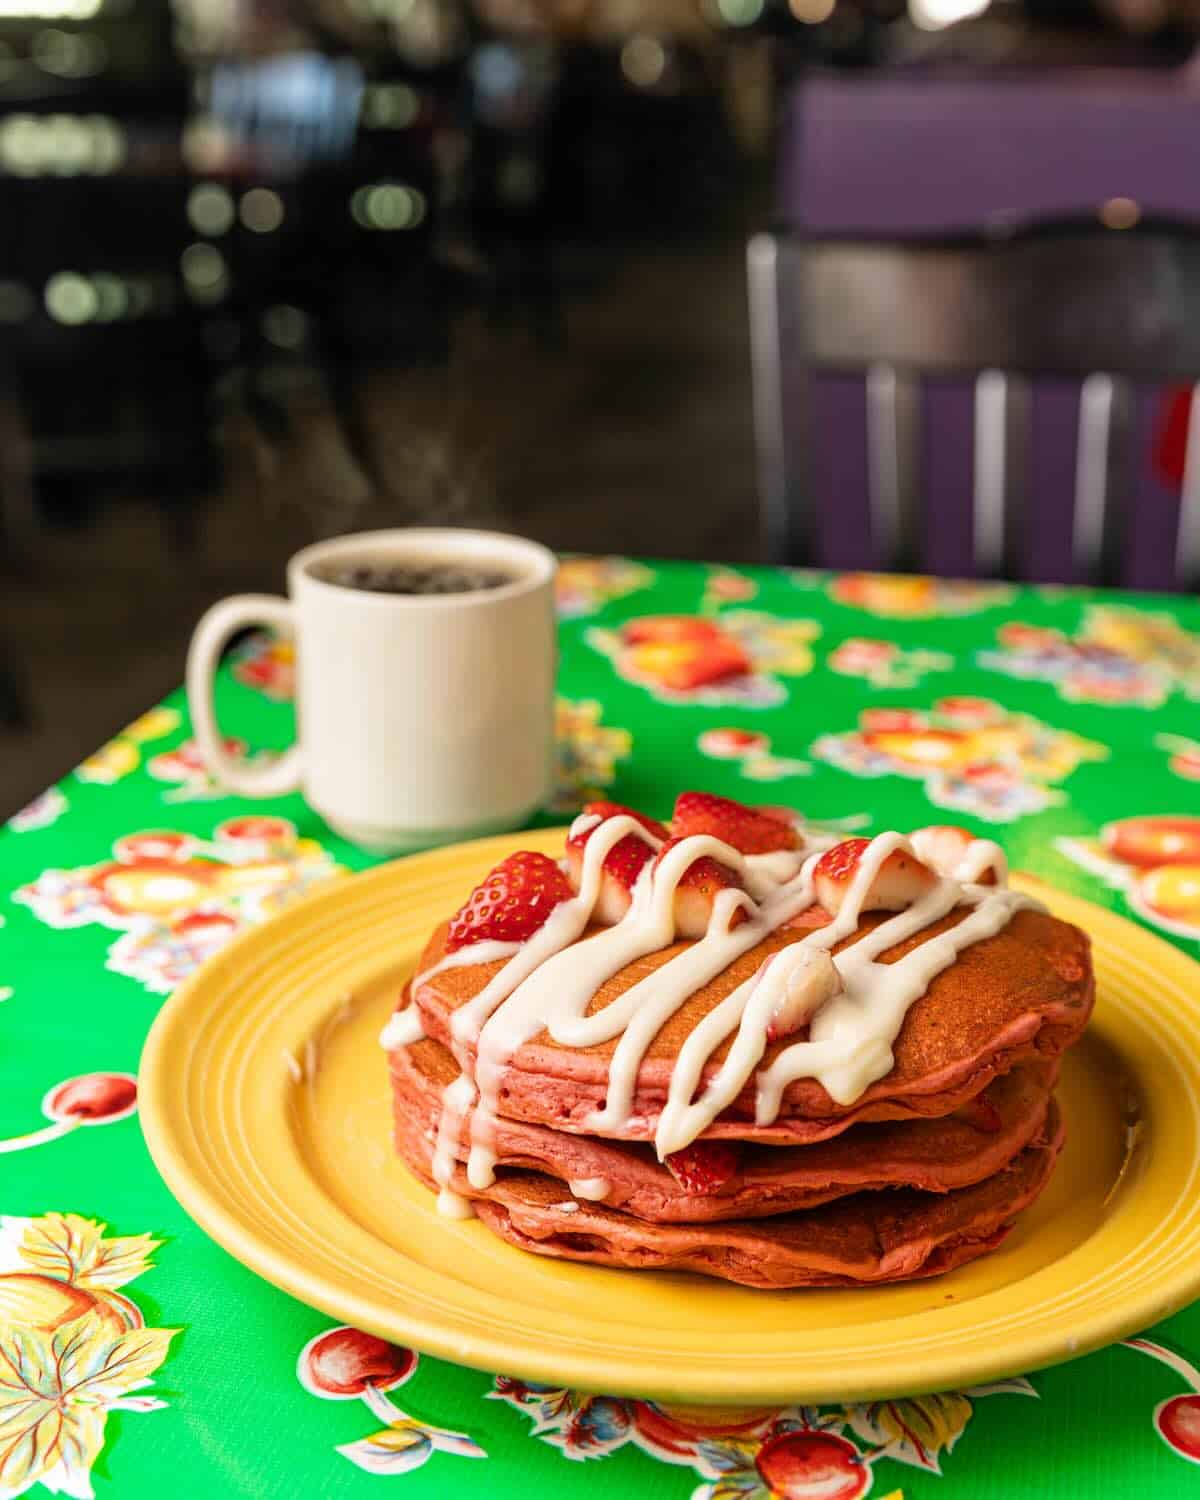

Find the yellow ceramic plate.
xmin=140 ymin=829 xmax=1200 ymax=1406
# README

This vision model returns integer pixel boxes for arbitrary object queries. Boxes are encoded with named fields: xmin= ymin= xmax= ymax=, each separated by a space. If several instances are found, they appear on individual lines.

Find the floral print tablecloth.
xmin=4 ymin=559 xmax=1200 ymax=1500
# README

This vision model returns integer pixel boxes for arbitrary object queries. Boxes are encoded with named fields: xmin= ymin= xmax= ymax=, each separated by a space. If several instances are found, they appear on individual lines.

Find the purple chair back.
xmin=747 ymin=226 xmax=1200 ymax=589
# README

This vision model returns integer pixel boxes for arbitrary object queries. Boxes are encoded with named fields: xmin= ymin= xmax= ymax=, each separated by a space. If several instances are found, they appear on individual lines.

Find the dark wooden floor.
xmin=0 ymin=233 xmax=763 ymax=816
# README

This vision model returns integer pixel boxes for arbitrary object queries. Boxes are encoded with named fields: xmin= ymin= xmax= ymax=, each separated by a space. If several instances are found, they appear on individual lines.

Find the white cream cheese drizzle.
xmin=379 ymin=1007 xmax=426 ymax=1049
xmin=389 ymin=816 xmax=1035 ymax=1217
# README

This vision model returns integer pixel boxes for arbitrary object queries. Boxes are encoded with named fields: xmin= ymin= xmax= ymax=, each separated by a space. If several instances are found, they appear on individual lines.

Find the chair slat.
xmin=746 ymin=236 xmax=792 ymax=561
xmin=866 ymin=363 xmax=901 ymax=568
xmin=1071 ymin=373 xmax=1115 ymax=585
xmin=973 ymin=370 xmax=1008 ymax=578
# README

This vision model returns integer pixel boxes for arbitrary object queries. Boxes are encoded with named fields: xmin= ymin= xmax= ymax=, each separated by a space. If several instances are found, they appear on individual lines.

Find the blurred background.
xmin=0 ymin=0 xmax=1198 ymax=810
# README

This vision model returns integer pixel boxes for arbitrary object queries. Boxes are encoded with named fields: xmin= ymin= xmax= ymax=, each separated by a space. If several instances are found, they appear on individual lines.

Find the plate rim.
xmin=140 ymin=829 xmax=1200 ymax=1405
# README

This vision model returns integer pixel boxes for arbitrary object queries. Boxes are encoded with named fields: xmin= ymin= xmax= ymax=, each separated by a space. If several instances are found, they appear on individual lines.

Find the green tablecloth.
xmin=5 ymin=559 xmax=1200 ymax=1500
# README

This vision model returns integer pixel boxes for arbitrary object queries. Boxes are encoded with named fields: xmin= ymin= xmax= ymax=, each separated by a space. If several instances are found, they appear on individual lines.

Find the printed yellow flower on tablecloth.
xmin=696 ymin=727 xmax=811 ymax=782
xmin=828 ymin=574 xmax=1014 ymax=619
xmin=979 ymin=607 xmax=1200 ymax=708
xmin=814 ymin=698 xmax=1106 ymax=822
xmin=76 ymin=707 xmax=182 ymax=786
xmin=555 ymin=557 xmax=655 ymax=619
xmin=588 ymin=613 xmax=819 ymax=707
xmin=14 ymin=816 xmax=343 ymax=993
xmin=551 ymin=698 xmax=633 ymax=813
xmin=0 ymin=1212 xmax=176 ymax=1500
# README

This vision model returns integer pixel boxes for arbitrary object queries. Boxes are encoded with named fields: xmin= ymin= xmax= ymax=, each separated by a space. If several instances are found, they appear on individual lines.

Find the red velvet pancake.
xmin=394 ymin=1098 xmax=1065 ymax=1289
xmin=407 ymin=906 xmax=1092 ymax=1145
xmin=392 ymin=1036 xmax=1059 ymax=1222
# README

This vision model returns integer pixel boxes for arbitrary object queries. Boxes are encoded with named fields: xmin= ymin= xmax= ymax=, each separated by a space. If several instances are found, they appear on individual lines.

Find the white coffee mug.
xmin=186 ymin=528 xmax=557 ymax=853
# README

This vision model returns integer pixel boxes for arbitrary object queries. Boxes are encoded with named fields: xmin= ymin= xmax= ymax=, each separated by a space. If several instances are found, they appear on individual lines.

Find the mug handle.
xmin=186 ymin=595 xmax=304 ymax=798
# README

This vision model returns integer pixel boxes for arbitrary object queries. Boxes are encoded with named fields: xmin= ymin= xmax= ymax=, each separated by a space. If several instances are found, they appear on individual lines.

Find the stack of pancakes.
xmin=388 ymin=812 xmax=1092 ymax=1289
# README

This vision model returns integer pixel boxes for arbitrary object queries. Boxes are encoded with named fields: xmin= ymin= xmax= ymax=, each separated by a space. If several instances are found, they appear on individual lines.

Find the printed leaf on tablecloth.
xmin=0 ymin=1321 xmax=175 ymax=1500
xmin=844 ymin=1392 xmax=974 ymax=1473
xmin=19 ymin=1215 xmax=159 ymax=1291
xmin=337 ymin=1424 xmax=433 ymax=1475
xmin=693 ymin=1437 xmax=761 ymax=1474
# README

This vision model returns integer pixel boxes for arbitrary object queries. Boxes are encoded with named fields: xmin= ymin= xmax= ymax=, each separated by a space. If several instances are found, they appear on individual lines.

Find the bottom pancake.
xmin=396 ymin=1097 xmax=1064 ymax=1288
xmin=391 ymin=1039 xmax=1058 ymax=1222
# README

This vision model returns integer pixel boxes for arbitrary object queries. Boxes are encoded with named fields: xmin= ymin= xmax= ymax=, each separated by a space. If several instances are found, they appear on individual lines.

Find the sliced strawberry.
xmin=813 ymin=836 xmax=937 ymax=917
xmin=654 ymin=834 xmax=748 ymax=939
xmin=571 ymin=801 xmax=668 ymax=843
xmin=671 ymin=791 xmax=801 ymax=854
xmin=565 ymin=801 xmax=667 ymax=925
xmin=446 ymin=852 xmax=573 ymax=953
xmin=664 ymin=1141 xmax=740 ymax=1195
xmin=909 ymin=824 xmax=1001 ymax=885
xmin=759 ymin=947 xmax=843 ymax=1043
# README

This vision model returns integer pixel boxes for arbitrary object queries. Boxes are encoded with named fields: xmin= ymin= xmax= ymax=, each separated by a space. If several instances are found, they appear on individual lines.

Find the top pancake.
xmin=409 ymin=904 xmax=1093 ymax=1145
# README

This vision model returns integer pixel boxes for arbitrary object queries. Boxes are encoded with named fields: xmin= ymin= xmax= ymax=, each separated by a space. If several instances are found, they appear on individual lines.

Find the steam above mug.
xmin=186 ymin=529 xmax=557 ymax=853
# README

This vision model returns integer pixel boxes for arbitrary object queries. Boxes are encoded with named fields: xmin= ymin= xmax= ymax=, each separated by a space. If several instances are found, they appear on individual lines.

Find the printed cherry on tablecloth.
xmin=147 ymin=736 xmax=248 ymax=800
xmin=696 ymin=726 xmax=811 ymax=783
xmin=752 ymin=1430 xmax=870 ymax=1500
xmin=298 ymin=1325 xmax=485 ymax=1474
xmin=1122 ymin=1338 xmax=1200 ymax=1464
xmin=0 ymin=1070 xmax=136 ymax=1153
xmin=828 ymin=637 xmax=952 ymax=690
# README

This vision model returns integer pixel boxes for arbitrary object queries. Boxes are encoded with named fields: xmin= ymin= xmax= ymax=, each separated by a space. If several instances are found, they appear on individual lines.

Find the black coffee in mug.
xmin=312 ymin=557 xmax=516 ymax=596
